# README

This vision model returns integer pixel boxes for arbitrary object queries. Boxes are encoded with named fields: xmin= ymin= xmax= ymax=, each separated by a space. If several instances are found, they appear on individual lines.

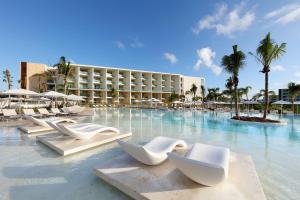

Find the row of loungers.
xmin=18 ymin=116 xmax=132 ymax=155
xmin=94 ymin=137 xmax=266 ymax=199
xmin=0 ymin=108 xmax=77 ymax=121
xmin=17 ymin=115 xmax=265 ymax=199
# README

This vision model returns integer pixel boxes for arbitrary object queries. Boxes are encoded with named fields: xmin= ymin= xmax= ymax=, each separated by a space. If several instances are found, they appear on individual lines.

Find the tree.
xmin=223 ymin=77 xmax=234 ymax=109
xmin=206 ymin=88 xmax=220 ymax=101
xmin=45 ymin=68 xmax=59 ymax=92
xmin=168 ymin=92 xmax=179 ymax=103
xmin=32 ymin=72 xmax=47 ymax=93
xmin=3 ymin=69 xmax=13 ymax=90
xmin=242 ymin=86 xmax=252 ymax=101
xmin=249 ymin=32 xmax=286 ymax=119
xmin=200 ymin=85 xmax=205 ymax=103
xmin=110 ymin=87 xmax=118 ymax=105
xmin=53 ymin=56 xmax=73 ymax=95
xmin=221 ymin=45 xmax=246 ymax=118
xmin=288 ymin=82 xmax=300 ymax=113
xmin=186 ymin=83 xmax=198 ymax=106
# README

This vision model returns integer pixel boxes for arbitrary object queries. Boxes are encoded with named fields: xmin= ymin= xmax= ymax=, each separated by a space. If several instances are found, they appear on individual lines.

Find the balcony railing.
xmin=106 ymin=73 xmax=113 ymax=78
xmin=94 ymin=72 xmax=101 ymax=77
xmin=80 ymin=79 xmax=88 ymax=83
xmin=119 ymin=74 xmax=125 ymax=79
xmin=80 ymin=71 xmax=88 ymax=76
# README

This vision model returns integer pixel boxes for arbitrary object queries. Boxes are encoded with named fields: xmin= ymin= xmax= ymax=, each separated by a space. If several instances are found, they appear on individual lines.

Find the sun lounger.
xmin=19 ymin=116 xmax=76 ymax=134
xmin=117 ymin=136 xmax=187 ymax=165
xmin=37 ymin=123 xmax=131 ymax=155
xmin=2 ymin=109 xmax=20 ymax=120
xmin=167 ymin=143 xmax=230 ymax=186
xmin=51 ymin=108 xmax=68 ymax=116
xmin=55 ymin=123 xmax=120 ymax=139
xmin=22 ymin=109 xmax=43 ymax=118
xmin=38 ymin=108 xmax=56 ymax=117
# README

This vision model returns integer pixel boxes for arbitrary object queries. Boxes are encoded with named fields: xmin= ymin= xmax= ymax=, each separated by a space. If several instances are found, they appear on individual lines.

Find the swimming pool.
xmin=0 ymin=108 xmax=299 ymax=200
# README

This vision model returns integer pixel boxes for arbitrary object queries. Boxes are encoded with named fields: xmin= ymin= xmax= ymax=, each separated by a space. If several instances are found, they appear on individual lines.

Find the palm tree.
xmin=221 ymin=45 xmax=246 ymax=118
xmin=186 ymin=83 xmax=198 ymax=106
xmin=249 ymin=32 xmax=286 ymax=119
xmin=201 ymin=85 xmax=205 ymax=103
xmin=288 ymin=82 xmax=300 ymax=113
xmin=223 ymin=77 xmax=234 ymax=109
xmin=53 ymin=56 xmax=73 ymax=95
xmin=243 ymin=86 xmax=252 ymax=101
xmin=3 ymin=69 xmax=13 ymax=90
xmin=45 ymin=68 xmax=59 ymax=92
xmin=206 ymin=88 xmax=220 ymax=101
xmin=32 ymin=72 xmax=47 ymax=93
xmin=168 ymin=92 xmax=179 ymax=103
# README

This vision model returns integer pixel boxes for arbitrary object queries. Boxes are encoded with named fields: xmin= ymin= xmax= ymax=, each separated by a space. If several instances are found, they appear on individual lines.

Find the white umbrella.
xmin=67 ymin=94 xmax=84 ymax=101
xmin=2 ymin=89 xmax=38 ymax=96
xmin=173 ymin=100 xmax=182 ymax=104
xmin=272 ymin=100 xmax=291 ymax=114
xmin=42 ymin=91 xmax=66 ymax=98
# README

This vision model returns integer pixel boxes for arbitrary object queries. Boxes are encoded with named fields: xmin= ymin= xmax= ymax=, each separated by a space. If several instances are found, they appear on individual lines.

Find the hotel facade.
xmin=20 ymin=62 xmax=205 ymax=104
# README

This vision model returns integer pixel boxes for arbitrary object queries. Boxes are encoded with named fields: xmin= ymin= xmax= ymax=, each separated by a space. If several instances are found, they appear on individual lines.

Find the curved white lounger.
xmin=26 ymin=116 xmax=76 ymax=127
xmin=117 ymin=136 xmax=187 ymax=165
xmin=167 ymin=143 xmax=230 ymax=186
xmin=55 ymin=123 xmax=120 ymax=140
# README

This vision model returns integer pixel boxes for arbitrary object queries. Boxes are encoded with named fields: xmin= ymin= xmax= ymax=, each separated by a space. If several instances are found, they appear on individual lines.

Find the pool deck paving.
xmin=94 ymin=150 xmax=266 ymax=200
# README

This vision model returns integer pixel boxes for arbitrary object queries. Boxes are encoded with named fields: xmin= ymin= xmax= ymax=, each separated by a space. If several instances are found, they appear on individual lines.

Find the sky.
xmin=0 ymin=0 xmax=300 ymax=97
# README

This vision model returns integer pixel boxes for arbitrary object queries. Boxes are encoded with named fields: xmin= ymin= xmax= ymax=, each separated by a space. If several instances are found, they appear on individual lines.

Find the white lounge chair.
xmin=167 ymin=143 xmax=230 ymax=186
xmin=38 ymin=108 xmax=56 ymax=117
xmin=117 ymin=136 xmax=187 ymax=165
xmin=54 ymin=123 xmax=120 ymax=140
xmin=23 ymin=109 xmax=42 ymax=118
xmin=26 ymin=116 xmax=76 ymax=127
xmin=2 ymin=109 xmax=20 ymax=120
xmin=51 ymin=108 xmax=68 ymax=116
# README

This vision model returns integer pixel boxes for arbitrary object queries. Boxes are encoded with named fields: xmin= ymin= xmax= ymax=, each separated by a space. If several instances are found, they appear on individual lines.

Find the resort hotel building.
xmin=20 ymin=62 xmax=205 ymax=104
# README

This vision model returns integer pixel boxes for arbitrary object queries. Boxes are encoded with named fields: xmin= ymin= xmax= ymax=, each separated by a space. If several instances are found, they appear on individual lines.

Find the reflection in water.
xmin=1 ymin=108 xmax=298 ymax=200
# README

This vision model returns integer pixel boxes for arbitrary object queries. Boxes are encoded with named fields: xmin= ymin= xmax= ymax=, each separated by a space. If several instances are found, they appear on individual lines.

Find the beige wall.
xmin=21 ymin=62 xmax=48 ymax=92
xmin=183 ymin=76 xmax=205 ymax=100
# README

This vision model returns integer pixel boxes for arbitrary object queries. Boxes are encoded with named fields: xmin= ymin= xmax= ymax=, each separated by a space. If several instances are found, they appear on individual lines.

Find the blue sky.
xmin=0 ymin=0 xmax=300 ymax=97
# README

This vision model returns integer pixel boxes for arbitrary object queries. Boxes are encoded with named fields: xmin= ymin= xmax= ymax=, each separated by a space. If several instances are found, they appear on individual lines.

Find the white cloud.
xmin=266 ymin=3 xmax=300 ymax=24
xmin=192 ymin=2 xmax=255 ymax=37
xmin=114 ymin=41 xmax=125 ymax=49
xmin=163 ymin=52 xmax=178 ymax=64
xmin=193 ymin=47 xmax=222 ymax=76
xmin=271 ymin=65 xmax=285 ymax=72
xmin=130 ymin=38 xmax=144 ymax=48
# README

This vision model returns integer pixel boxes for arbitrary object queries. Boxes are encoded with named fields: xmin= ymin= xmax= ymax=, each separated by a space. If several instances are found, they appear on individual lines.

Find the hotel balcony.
xmin=106 ymin=73 xmax=113 ymax=78
xmin=67 ymin=78 xmax=75 ymax=82
xmin=119 ymin=74 xmax=125 ymax=79
xmin=119 ymin=81 xmax=125 ymax=86
xmin=107 ymin=80 xmax=113 ymax=85
xmin=80 ymin=78 xmax=88 ymax=83
xmin=94 ymin=72 xmax=101 ymax=77
xmin=131 ymin=75 xmax=136 ymax=80
xmin=94 ymin=79 xmax=101 ymax=84
xmin=80 ymin=71 xmax=88 ymax=76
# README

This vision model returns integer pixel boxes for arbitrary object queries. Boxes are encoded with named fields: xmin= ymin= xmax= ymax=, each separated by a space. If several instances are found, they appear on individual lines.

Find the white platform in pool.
xmin=94 ymin=151 xmax=266 ymax=200
xmin=19 ymin=125 xmax=53 ymax=134
xmin=37 ymin=131 xmax=132 ymax=156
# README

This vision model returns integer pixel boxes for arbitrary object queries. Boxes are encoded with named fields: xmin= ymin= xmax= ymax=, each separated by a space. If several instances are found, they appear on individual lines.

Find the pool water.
xmin=0 ymin=108 xmax=299 ymax=200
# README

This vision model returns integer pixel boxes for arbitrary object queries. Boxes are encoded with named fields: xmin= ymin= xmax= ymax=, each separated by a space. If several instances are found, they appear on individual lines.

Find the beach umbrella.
xmin=67 ymin=94 xmax=84 ymax=101
xmin=2 ymin=89 xmax=39 ymax=108
xmin=2 ymin=88 xmax=39 ymax=96
xmin=272 ymin=100 xmax=291 ymax=114
xmin=42 ymin=91 xmax=66 ymax=98
xmin=173 ymin=100 xmax=182 ymax=104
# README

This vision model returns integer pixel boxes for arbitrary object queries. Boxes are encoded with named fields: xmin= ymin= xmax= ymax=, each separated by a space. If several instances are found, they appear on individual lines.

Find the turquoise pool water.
xmin=0 ymin=108 xmax=299 ymax=200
